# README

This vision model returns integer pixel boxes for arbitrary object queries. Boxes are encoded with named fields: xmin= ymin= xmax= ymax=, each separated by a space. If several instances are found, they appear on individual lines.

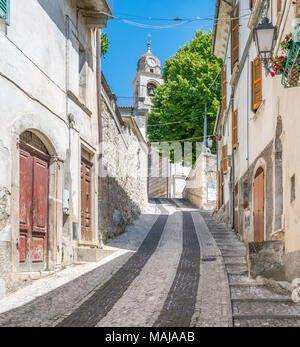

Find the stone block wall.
xmin=100 ymin=76 xmax=148 ymax=241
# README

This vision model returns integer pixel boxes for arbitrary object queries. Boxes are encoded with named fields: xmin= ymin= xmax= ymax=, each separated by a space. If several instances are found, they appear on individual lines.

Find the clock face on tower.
xmin=147 ymin=57 xmax=157 ymax=67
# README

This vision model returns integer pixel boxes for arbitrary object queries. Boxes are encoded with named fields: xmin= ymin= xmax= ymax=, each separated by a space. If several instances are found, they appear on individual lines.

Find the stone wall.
xmin=183 ymin=151 xmax=217 ymax=210
xmin=100 ymin=75 xmax=148 ymax=241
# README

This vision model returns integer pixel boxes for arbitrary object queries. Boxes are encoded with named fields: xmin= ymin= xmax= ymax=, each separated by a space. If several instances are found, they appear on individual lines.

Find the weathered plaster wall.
xmin=183 ymin=152 xmax=217 ymax=210
xmin=0 ymin=0 xmax=103 ymax=296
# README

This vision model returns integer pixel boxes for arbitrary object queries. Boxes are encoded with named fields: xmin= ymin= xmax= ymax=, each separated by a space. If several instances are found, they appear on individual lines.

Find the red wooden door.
xmin=253 ymin=168 xmax=264 ymax=242
xmin=81 ymin=159 xmax=92 ymax=242
xmin=19 ymin=148 xmax=49 ymax=271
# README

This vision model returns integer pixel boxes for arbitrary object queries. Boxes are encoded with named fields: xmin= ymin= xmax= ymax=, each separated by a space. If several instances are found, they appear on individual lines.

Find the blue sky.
xmin=102 ymin=0 xmax=216 ymax=103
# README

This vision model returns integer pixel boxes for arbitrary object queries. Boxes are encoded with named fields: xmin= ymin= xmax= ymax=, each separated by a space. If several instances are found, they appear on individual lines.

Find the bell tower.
xmin=131 ymin=40 xmax=164 ymax=140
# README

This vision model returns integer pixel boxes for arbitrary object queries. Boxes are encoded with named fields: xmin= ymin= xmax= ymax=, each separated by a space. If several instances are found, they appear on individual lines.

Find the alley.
xmin=0 ymin=199 xmax=298 ymax=327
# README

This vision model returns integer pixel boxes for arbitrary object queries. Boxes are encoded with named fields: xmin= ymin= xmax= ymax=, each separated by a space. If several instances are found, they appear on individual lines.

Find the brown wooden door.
xmin=19 ymin=148 xmax=49 ymax=271
xmin=81 ymin=159 xmax=92 ymax=242
xmin=253 ymin=168 xmax=264 ymax=242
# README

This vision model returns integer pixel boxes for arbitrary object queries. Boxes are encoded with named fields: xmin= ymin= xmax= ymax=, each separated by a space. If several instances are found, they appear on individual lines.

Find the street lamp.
xmin=254 ymin=17 xmax=277 ymax=74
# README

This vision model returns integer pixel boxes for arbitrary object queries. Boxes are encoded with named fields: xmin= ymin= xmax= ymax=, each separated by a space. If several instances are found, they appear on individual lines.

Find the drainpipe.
xmin=96 ymin=28 xmax=103 ymax=248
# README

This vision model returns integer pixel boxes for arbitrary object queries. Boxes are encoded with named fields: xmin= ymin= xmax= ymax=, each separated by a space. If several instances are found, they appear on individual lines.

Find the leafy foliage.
xmin=147 ymin=30 xmax=222 ymax=160
xmin=101 ymin=32 xmax=110 ymax=58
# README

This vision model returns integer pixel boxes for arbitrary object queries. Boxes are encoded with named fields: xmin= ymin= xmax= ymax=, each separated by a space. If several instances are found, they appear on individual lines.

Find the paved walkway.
xmin=0 ymin=199 xmax=232 ymax=327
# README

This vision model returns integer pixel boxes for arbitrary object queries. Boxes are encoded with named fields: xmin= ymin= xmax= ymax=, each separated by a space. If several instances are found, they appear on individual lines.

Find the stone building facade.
xmin=0 ymin=0 xmax=113 ymax=298
xmin=212 ymin=0 xmax=300 ymax=281
xmin=100 ymin=74 xmax=148 ymax=241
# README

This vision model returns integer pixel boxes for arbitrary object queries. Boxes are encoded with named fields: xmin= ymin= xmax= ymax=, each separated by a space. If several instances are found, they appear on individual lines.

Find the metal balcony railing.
xmin=282 ymin=41 xmax=300 ymax=88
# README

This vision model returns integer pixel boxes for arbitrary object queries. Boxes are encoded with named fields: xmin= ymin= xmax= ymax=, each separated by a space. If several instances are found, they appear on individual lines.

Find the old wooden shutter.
xmin=251 ymin=58 xmax=262 ymax=111
xmin=277 ymin=0 xmax=282 ymax=14
xmin=217 ymin=171 xmax=223 ymax=210
xmin=222 ymin=144 xmax=228 ymax=175
xmin=0 ymin=0 xmax=9 ymax=25
xmin=232 ymin=109 xmax=238 ymax=149
xmin=231 ymin=3 xmax=239 ymax=72
xmin=297 ymin=0 xmax=300 ymax=18
xmin=221 ymin=65 xmax=227 ymax=113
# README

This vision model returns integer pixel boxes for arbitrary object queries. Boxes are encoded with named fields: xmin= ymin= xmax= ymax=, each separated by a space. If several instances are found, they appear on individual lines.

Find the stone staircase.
xmin=201 ymin=212 xmax=300 ymax=327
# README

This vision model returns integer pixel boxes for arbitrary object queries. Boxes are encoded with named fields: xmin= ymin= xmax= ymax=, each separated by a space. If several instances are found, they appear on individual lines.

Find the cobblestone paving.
xmin=201 ymin=212 xmax=300 ymax=327
xmin=0 ymin=200 xmax=251 ymax=328
xmin=153 ymin=211 xmax=201 ymax=327
xmin=96 ymin=204 xmax=182 ymax=327
xmin=57 ymin=203 xmax=169 ymax=327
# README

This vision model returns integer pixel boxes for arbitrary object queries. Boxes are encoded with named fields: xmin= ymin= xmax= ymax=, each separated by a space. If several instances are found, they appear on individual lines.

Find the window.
xmin=231 ymin=3 xmax=239 ymax=72
xmin=150 ymin=69 xmax=154 ymax=73
xmin=222 ymin=144 xmax=228 ymax=175
xmin=277 ymin=0 xmax=282 ymax=15
xmin=79 ymin=44 xmax=87 ymax=102
xmin=251 ymin=57 xmax=262 ymax=111
xmin=147 ymin=83 xmax=156 ymax=97
xmin=232 ymin=109 xmax=238 ymax=149
xmin=0 ymin=0 xmax=9 ymax=25
xmin=291 ymin=174 xmax=296 ymax=203
xmin=221 ymin=65 xmax=227 ymax=113
xmin=250 ymin=0 xmax=256 ymax=10
xmin=297 ymin=0 xmax=300 ymax=18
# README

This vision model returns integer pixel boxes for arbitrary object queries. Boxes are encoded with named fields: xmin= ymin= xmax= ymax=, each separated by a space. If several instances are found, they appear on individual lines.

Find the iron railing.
xmin=282 ymin=41 xmax=300 ymax=88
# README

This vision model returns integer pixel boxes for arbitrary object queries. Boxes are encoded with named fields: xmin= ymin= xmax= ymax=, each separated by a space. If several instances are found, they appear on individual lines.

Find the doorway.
xmin=19 ymin=132 xmax=49 ymax=272
xmin=253 ymin=167 xmax=265 ymax=242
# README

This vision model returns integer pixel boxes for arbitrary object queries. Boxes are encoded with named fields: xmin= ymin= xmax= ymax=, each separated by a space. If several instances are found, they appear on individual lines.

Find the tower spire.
xmin=147 ymin=33 xmax=152 ymax=53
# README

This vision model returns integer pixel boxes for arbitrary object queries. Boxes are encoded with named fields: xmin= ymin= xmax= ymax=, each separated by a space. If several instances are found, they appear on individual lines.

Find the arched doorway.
xmin=19 ymin=131 xmax=50 ymax=272
xmin=274 ymin=116 xmax=283 ymax=232
xmin=253 ymin=167 xmax=265 ymax=242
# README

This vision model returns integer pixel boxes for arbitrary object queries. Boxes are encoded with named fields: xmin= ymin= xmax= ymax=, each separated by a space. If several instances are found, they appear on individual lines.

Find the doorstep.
xmin=11 ymin=271 xmax=56 ymax=282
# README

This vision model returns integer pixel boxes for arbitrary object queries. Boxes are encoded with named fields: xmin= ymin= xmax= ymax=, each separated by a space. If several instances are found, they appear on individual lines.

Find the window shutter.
xmin=0 ymin=0 xmax=9 ymax=25
xmin=217 ymin=171 xmax=223 ymax=210
xmin=277 ymin=0 xmax=282 ymax=14
xmin=232 ymin=109 xmax=238 ymax=149
xmin=231 ymin=3 xmax=239 ymax=72
xmin=251 ymin=58 xmax=262 ymax=111
xmin=250 ymin=0 xmax=256 ymax=10
xmin=221 ymin=65 xmax=227 ymax=113
xmin=222 ymin=144 xmax=228 ymax=175
xmin=297 ymin=0 xmax=300 ymax=18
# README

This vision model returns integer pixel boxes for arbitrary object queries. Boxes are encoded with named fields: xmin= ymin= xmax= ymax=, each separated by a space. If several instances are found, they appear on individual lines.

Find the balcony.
xmin=78 ymin=0 xmax=113 ymax=27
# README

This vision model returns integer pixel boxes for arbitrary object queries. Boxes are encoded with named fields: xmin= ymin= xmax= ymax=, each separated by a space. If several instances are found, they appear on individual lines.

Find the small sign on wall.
xmin=207 ymin=183 xmax=217 ymax=202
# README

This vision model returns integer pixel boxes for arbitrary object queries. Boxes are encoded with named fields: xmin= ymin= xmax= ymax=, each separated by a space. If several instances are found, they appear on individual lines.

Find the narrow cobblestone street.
xmin=0 ymin=199 xmax=299 ymax=327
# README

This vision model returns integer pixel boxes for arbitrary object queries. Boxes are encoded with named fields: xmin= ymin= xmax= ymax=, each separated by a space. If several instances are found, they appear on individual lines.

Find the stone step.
xmin=223 ymin=256 xmax=246 ymax=264
xmin=230 ymin=285 xmax=290 ymax=299
xmin=228 ymin=274 xmax=257 ymax=284
xmin=230 ymin=283 xmax=264 ymax=287
xmin=225 ymin=262 xmax=248 ymax=267
xmin=233 ymin=317 xmax=300 ymax=327
xmin=222 ymin=253 xmax=247 ymax=258
xmin=226 ymin=265 xmax=248 ymax=275
xmin=232 ymin=300 xmax=300 ymax=316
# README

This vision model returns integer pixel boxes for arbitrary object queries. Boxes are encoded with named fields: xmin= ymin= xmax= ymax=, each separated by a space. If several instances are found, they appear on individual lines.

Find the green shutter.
xmin=0 ymin=0 xmax=10 ymax=25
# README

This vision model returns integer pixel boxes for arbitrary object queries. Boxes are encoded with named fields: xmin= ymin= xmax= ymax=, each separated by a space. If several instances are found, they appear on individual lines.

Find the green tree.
xmin=147 ymin=30 xmax=222 ymax=161
xmin=101 ymin=32 xmax=110 ymax=58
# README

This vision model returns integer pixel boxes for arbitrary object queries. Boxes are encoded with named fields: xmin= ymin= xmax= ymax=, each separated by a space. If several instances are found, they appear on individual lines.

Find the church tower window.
xmin=147 ymin=83 xmax=157 ymax=97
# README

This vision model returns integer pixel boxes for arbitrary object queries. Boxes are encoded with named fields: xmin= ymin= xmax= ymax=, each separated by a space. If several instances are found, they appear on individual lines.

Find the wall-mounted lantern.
xmin=254 ymin=17 xmax=277 ymax=74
